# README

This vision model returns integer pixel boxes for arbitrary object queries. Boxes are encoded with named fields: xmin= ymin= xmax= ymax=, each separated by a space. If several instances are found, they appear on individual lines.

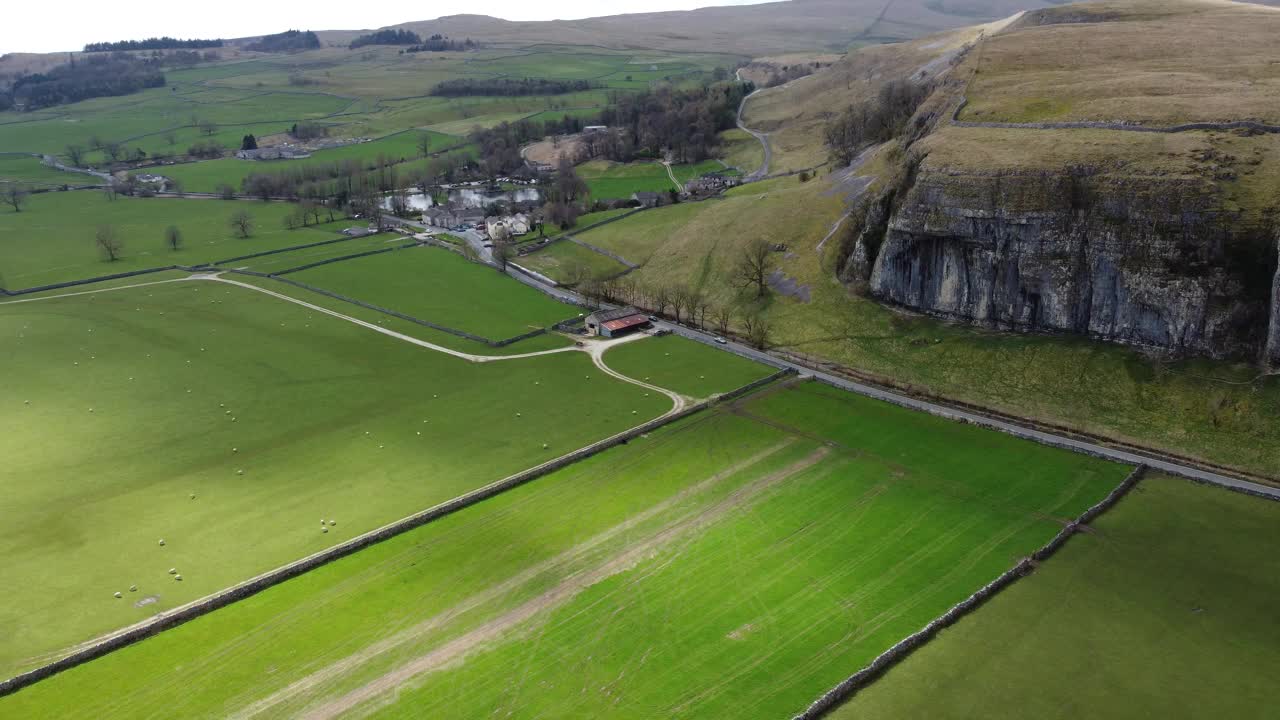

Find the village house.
xmin=485 ymin=213 xmax=531 ymax=239
xmin=235 ymin=146 xmax=311 ymax=161
xmin=631 ymin=191 xmax=663 ymax=208
xmin=683 ymin=172 xmax=739 ymax=198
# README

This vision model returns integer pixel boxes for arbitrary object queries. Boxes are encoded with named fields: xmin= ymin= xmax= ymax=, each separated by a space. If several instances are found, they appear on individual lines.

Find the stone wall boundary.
xmin=951 ymin=97 xmax=1280 ymax=134
xmin=791 ymin=464 xmax=1147 ymax=720
xmin=0 ymin=265 xmax=182 ymax=297
xmin=270 ymin=242 xmax=416 ymax=276
xmin=212 ymin=234 xmax=368 ymax=266
xmin=0 ymin=370 xmax=793 ymax=698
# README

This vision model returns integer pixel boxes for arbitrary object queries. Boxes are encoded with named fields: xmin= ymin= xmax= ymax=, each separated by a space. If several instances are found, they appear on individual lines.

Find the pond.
xmin=382 ymin=187 xmax=542 ymax=212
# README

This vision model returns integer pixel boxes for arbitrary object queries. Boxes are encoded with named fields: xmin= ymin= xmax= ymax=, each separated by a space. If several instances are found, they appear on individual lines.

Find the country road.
xmin=501 ymin=265 xmax=1280 ymax=501
xmin=734 ymin=70 xmax=772 ymax=180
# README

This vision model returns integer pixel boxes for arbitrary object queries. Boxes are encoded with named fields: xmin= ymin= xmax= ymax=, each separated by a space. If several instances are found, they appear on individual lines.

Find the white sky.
xmin=2 ymin=0 xmax=768 ymax=54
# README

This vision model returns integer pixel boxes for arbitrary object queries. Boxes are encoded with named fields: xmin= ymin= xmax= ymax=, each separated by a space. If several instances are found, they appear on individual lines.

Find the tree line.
xmin=3 ymin=53 xmax=164 ymax=111
xmin=594 ymin=81 xmax=752 ymax=164
xmin=431 ymin=78 xmax=596 ymax=97
xmin=245 ymin=30 xmax=319 ymax=53
xmin=471 ymin=113 xmax=596 ymax=175
xmin=404 ymin=35 xmax=479 ymax=53
xmin=824 ymin=79 xmax=932 ymax=166
xmin=84 ymin=37 xmax=223 ymax=52
xmin=349 ymin=29 xmax=421 ymax=48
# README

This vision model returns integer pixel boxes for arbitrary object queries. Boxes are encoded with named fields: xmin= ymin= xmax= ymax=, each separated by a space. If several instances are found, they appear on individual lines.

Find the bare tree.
xmin=651 ymin=284 xmax=673 ymax=318
xmin=65 ymin=145 xmax=85 ymax=167
xmin=164 ymin=225 xmax=183 ymax=251
xmin=734 ymin=238 xmax=774 ymax=298
xmin=163 ymin=132 xmax=177 ymax=146
xmin=217 ymin=184 xmax=236 ymax=200
xmin=103 ymin=142 xmax=123 ymax=162
xmin=96 ymin=225 xmax=123 ymax=261
xmin=229 ymin=209 xmax=253 ymax=238
xmin=3 ymin=185 xmax=28 ymax=213
xmin=740 ymin=308 xmax=772 ymax=349
xmin=103 ymin=184 xmax=117 ymax=202
xmin=199 ymin=120 xmax=218 ymax=137
xmin=417 ymin=132 xmax=432 ymax=158
xmin=713 ymin=305 xmax=733 ymax=335
xmin=492 ymin=238 xmax=513 ymax=272
xmin=88 ymin=135 xmax=103 ymax=150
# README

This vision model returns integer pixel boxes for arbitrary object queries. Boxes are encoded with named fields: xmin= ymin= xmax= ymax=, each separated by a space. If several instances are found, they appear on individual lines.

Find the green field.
xmin=149 ymin=130 xmax=472 ymax=194
xmin=837 ymin=475 xmax=1280 ymax=719
xmin=287 ymin=245 xmax=578 ymax=338
xmin=516 ymin=238 xmax=630 ymax=284
xmin=0 ymin=278 xmax=670 ymax=677
xmin=225 ymin=232 xmax=403 ymax=274
xmin=604 ymin=333 xmax=773 ymax=398
xmin=0 ymin=155 xmax=85 ymax=188
xmin=577 ymin=159 xmax=679 ymax=198
xmin=0 ymin=380 xmax=1128 ymax=717
xmin=0 ymin=192 xmax=351 ymax=289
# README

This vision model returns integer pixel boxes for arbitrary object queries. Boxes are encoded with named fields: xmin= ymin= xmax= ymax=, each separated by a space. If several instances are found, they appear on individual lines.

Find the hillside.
xmin=335 ymin=0 xmax=1063 ymax=55
xmin=522 ymin=0 xmax=1280 ymax=477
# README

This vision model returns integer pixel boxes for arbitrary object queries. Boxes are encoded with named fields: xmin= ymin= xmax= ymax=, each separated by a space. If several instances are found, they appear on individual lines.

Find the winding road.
xmin=734 ymin=70 xmax=772 ymax=180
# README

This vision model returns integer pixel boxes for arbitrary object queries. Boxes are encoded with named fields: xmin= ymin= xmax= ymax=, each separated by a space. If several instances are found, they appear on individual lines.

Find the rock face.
xmin=852 ymin=170 xmax=1278 ymax=361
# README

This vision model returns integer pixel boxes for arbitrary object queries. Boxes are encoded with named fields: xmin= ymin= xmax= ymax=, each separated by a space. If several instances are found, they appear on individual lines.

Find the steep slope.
xmin=826 ymin=0 xmax=1280 ymax=363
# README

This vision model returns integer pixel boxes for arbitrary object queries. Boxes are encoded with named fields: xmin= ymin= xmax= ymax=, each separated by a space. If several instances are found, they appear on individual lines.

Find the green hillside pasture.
xmin=288 ymin=245 xmax=577 ymax=338
xmin=0 ymin=279 xmax=668 ymax=676
xmin=604 ymin=333 xmax=774 ymax=398
xmin=0 ymin=86 xmax=351 ymax=159
xmin=0 ymin=380 xmax=1128 ymax=718
xmin=718 ymin=128 xmax=764 ymax=173
xmin=838 ymin=474 xmax=1280 ymax=720
xmin=571 ymin=200 xmax=706 ymax=264
xmin=0 ymin=192 xmax=353 ymax=290
xmin=516 ymin=238 xmax=630 ymax=284
xmin=0 ymin=156 xmax=85 ymax=188
xmin=227 ymin=232 xmax=404 ymax=274
xmin=150 ymin=130 xmax=469 ymax=194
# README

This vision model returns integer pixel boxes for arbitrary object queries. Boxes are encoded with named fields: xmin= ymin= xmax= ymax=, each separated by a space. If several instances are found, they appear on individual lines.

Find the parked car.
xmin=714 ymin=336 xmax=728 ymax=345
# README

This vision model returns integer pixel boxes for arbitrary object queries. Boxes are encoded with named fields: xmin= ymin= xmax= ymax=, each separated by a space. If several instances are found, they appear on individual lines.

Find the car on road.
xmin=714 ymin=336 xmax=728 ymax=345
xmin=648 ymin=315 xmax=659 ymax=322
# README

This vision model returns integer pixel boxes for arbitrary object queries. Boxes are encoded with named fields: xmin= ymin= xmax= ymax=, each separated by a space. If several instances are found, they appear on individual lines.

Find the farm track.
xmin=293 ymin=446 xmax=831 ymax=720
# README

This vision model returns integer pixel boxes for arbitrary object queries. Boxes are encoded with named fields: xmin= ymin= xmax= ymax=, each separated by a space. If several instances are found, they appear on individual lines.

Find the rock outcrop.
xmin=847 ymin=169 xmax=1278 ymax=361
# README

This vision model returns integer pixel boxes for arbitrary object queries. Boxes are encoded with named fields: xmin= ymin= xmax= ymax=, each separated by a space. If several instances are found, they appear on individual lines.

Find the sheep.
xmin=174 ymin=575 xmax=183 ymax=581
xmin=158 ymin=539 xmax=166 ymax=546
xmin=168 ymin=568 xmax=177 ymax=575
xmin=328 ymin=520 xmax=336 ymax=526
xmin=114 ymin=592 xmax=122 ymax=599
xmin=129 ymin=585 xmax=138 ymax=592
xmin=321 ymin=527 xmax=329 ymax=534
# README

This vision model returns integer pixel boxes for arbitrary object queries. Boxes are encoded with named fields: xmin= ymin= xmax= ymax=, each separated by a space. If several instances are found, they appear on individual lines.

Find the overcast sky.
xmin=2 ymin=0 xmax=769 ymax=54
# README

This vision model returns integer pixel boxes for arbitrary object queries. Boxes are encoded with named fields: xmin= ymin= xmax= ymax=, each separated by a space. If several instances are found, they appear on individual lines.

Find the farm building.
xmin=631 ymin=191 xmax=663 ymax=208
xmin=585 ymin=307 xmax=651 ymax=338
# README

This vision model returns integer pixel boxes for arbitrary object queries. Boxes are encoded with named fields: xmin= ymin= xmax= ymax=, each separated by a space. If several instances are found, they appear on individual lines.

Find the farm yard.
xmin=0 ymin=380 xmax=1130 ymax=718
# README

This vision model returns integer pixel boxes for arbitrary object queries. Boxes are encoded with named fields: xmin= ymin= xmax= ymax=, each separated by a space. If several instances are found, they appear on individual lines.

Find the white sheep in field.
xmin=158 ymin=539 xmax=166 ymax=546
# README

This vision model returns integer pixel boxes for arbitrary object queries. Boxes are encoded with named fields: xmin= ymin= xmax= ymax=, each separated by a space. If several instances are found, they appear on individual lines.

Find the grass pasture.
xmin=577 ymin=159 xmax=734 ymax=199
xmin=0 ymin=278 xmax=669 ymax=677
xmin=0 ymin=155 xmax=84 ymax=188
xmin=287 ymin=245 xmax=578 ymax=338
xmin=0 ymin=380 xmax=1129 ymax=717
xmin=837 ymin=474 xmax=1280 ymax=719
xmin=0 ymin=192 xmax=351 ymax=290
xmin=604 ymin=333 xmax=774 ymax=398
xmin=516 ymin=238 xmax=630 ymax=284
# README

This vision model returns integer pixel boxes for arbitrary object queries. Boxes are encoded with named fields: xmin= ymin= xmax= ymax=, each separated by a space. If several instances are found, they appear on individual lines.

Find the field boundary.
xmin=270 ymin=242 xmax=418 ymax=276
xmin=951 ymin=96 xmax=1280 ymax=134
xmin=0 ymin=265 xmax=195 ymax=297
xmin=791 ymin=464 xmax=1148 ymax=720
xmin=0 ymin=368 xmax=793 ymax=698
xmin=516 ymin=207 xmax=647 ymax=257
xmin=212 ymin=233 xmax=372 ymax=266
xmin=224 ymin=261 xmax=579 ymax=348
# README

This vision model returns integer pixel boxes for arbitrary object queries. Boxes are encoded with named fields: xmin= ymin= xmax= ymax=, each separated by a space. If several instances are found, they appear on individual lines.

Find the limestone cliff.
xmin=843 ymin=169 xmax=1278 ymax=361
